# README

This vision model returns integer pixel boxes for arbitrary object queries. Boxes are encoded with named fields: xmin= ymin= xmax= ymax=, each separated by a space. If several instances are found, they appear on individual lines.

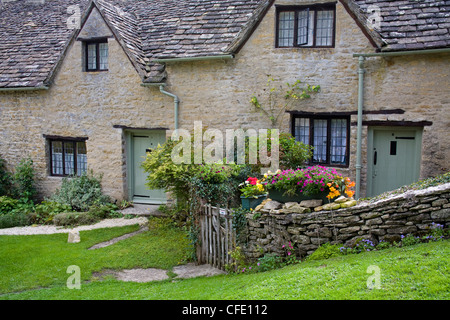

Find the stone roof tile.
xmin=354 ymin=0 xmax=450 ymax=51
xmin=1 ymin=0 xmax=449 ymax=88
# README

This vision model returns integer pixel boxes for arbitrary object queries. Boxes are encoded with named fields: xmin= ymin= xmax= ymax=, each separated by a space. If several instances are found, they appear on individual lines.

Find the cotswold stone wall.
xmin=243 ymin=183 xmax=450 ymax=259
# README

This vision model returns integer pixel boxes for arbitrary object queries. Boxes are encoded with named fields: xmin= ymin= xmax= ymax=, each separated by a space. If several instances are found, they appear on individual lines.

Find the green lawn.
xmin=0 ymin=218 xmax=449 ymax=300
xmin=0 ymin=218 xmax=191 ymax=295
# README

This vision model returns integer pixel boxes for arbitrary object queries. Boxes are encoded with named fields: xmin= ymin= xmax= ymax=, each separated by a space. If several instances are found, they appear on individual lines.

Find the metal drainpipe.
xmin=355 ymin=56 xmax=365 ymax=200
xmin=159 ymin=84 xmax=180 ymax=132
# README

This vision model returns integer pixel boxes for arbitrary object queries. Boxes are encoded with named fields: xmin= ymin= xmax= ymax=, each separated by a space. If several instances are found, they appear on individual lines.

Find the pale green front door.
xmin=367 ymin=127 xmax=422 ymax=197
xmin=127 ymin=130 xmax=166 ymax=204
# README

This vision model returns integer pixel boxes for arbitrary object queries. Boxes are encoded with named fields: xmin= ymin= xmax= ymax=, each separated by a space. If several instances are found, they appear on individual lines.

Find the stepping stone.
xmin=115 ymin=268 xmax=169 ymax=283
xmin=172 ymin=263 xmax=226 ymax=279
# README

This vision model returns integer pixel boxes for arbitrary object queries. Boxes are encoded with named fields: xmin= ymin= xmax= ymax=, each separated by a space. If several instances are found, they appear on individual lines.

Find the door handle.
xmin=374 ymin=150 xmax=377 ymax=165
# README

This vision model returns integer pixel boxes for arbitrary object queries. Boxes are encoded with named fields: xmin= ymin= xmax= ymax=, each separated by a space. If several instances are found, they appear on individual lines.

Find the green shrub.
xmin=255 ymin=253 xmax=284 ymax=272
xmin=87 ymin=203 xmax=121 ymax=220
xmin=225 ymin=246 xmax=248 ymax=273
xmin=13 ymin=158 xmax=36 ymax=202
xmin=50 ymin=171 xmax=112 ymax=211
xmin=0 ymin=196 xmax=19 ymax=214
xmin=0 ymin=211 xmax=30 ymax=229
xmin=0 ymin=156 xmax=13 ymax=197
xmin=401 ymin=234 xmax=421 ymax=247
xmin=279 ymin=133 xmax=313 ymax=169
xmin=376 ymin=240 xmax=392 ymax=250
xmin=53 ymin=211 xmax=100 ymax=227
xmin=142 ymin=139 xmax=199 ymax=203
xmin=31 ymin=201 xmax=72 ymax=224
xmin=307 ymin=243 xmax=343 ymax=261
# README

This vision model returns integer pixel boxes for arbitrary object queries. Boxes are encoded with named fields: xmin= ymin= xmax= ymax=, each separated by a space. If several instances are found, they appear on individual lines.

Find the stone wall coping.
xmin=356 ymin=182 xmax=450 ymax=209
xmin=249 ymin=182 xmax=450 ymax=217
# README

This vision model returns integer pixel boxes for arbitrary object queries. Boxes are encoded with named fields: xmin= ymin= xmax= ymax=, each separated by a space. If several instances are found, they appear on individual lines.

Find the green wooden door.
xmin=128 ymin=130 xmax=166 ymax=204
xmin=367 ymin=127 xmax=422 ymax=197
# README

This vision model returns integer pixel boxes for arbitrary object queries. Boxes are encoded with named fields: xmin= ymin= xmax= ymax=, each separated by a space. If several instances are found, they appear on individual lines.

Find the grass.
xmin=0 ymin=218 xmax=448 ymax=300
xmin=0 ymin=218 xmax=192 ymax=295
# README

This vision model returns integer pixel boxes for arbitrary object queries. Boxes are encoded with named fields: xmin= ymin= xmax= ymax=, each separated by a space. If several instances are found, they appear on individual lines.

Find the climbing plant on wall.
xmin=250 ymin=76 xmax=320 ymax=129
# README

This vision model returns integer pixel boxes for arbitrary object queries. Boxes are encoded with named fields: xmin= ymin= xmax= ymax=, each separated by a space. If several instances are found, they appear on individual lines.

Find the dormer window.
xmin=276 ymin=4 xmax=335 ymax=48
xmin=85 ymin=39 xmax=108 ymax=71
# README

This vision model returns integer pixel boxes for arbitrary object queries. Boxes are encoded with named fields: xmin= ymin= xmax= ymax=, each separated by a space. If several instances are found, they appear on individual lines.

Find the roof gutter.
xmin=0 ymin=86 xmax=49 ymax=92
xmin=141 ymin=82 xmax=179 ymax=131
xmin=353 ymin=47 xmax=450 ymax=199
xmin=151 ymin=54 xmax=234 ymax=64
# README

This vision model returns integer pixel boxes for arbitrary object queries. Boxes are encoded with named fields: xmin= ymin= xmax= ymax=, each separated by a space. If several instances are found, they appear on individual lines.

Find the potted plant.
xmin=261 ymin=166 xmax=350 ymax=203
xmin=239 ymin=177 xmax=267 ymax=210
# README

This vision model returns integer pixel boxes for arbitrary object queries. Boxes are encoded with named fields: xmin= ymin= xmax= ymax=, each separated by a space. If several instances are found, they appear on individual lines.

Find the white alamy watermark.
xmin=67 ymin=5 xmax=81 ymax=30
xmin=366 ymin=265 xmax=381 ymax=290
xmin=171 ymin=121 xmax=279 ymax=174
xmin=366 ymin=5 xmax=382 ymax=31
xmin=66 ymin=265 xmax=81 ymax=290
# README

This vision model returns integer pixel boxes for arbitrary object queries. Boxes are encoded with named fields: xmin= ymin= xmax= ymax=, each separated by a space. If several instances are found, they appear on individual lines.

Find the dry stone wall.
xmin=243 ymin=183 xmax=450 ymax=259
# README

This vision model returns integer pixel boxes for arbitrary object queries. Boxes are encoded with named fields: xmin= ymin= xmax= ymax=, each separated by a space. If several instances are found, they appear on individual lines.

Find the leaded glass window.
xmin=293 ymin=116 xmax=349 ymax=166
xmin=49 ymin=139 xmax=87 ymax=176
xmin=277 ymin=4 xmax=335 ymax=48
xmin=85 ymin=40 xmax=108 ymax=71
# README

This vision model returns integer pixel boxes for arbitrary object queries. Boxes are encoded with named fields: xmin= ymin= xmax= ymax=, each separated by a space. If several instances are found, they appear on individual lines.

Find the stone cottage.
xmin=0 ymin=0 xmax=449 ymax=204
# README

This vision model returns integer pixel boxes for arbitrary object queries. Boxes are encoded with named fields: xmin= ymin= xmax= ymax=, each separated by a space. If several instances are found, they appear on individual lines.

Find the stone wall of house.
xmin=0 ymin=35 xmax=171 ymax=200
xmin=243 ymin=183 xmax=450 ymax=259
xmin=0 ymin=0 xmax=448 ymax=201
xmin=163 ymin=0 xmax=450 ymax=196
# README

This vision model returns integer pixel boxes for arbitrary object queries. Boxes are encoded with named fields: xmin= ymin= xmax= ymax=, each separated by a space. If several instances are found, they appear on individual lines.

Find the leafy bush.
xmin=13 ymin=158 xmax=36 ymax=202
xmin=376 ymin=240 xmax=391 ymax=250
xmin=142 ymin=139 xmax=199 ymax=203
xmin=87 ymin=203 xmax=121 ymax=220
xmin=0 ymin=211 xmax=29 ymax=229
xmin=0 ymin=156 xmax=13 ymax=197
xmin=279 ymin=133 xmax=313 ymax=169
xmin=307 ymin=243 xmax=343 ymax=261
xmin=0 ymin=196 xmax=19 ymax=214
xmin=225 ymin=246 xmax=248 ymax=273
xmin=50 ymin=171 xmax=111 ymax=211
xmin=401 ymin=234 xmax=421 ymax=247
xmin=341 ymin=238 xmax=376 ymax=254
xmin=255 ymin=253 xmax=284 ymax=272
xmin=0 ymin=195 xmax=31 ymax=229
xmin=31 ymin=201 xmax=72 ymax=224
xmin=53 ymin=211 xmax=100 ymax=227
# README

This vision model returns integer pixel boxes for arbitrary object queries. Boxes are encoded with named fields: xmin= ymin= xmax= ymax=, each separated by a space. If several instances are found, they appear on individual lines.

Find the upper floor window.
xmin=276 ymin=4 xmax=335 ymax=48
xmin=85 ymin=39 xmax=108 ymax=71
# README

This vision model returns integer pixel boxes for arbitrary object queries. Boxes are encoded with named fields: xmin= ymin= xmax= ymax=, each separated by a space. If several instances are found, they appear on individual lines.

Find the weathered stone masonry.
xmin=243 ymin=183 xmax=450 ymax=259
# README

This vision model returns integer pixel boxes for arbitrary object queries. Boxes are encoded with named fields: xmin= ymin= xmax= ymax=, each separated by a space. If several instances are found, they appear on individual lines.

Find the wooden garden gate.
xmin=197 ymin=204 xmax=236 ymax=270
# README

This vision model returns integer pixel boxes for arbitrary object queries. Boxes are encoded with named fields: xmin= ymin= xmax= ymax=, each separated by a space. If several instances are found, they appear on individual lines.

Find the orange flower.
xmin=345 ymin=190 xmax=355 ymax=198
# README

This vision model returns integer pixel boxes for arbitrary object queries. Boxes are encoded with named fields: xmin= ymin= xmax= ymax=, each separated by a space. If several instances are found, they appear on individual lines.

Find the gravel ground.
xmin=0 ymin=217 xmax=149 ymax=236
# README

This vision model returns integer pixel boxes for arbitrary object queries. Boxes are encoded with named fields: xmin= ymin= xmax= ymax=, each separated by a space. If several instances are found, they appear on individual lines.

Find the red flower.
xmin=246 ymin=177 xmax=258 ymax=185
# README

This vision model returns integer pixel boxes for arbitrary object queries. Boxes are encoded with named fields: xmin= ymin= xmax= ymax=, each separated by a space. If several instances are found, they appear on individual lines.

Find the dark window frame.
xmin=275 ymin=3 xmax=336 ymax=48
xmin=291 ymin=114 xmax=350 ymax=168
xmin=84 ymin=39 xmax=108 ymax=72
xmin=48 ymin=138 xmax=88 ymax=177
